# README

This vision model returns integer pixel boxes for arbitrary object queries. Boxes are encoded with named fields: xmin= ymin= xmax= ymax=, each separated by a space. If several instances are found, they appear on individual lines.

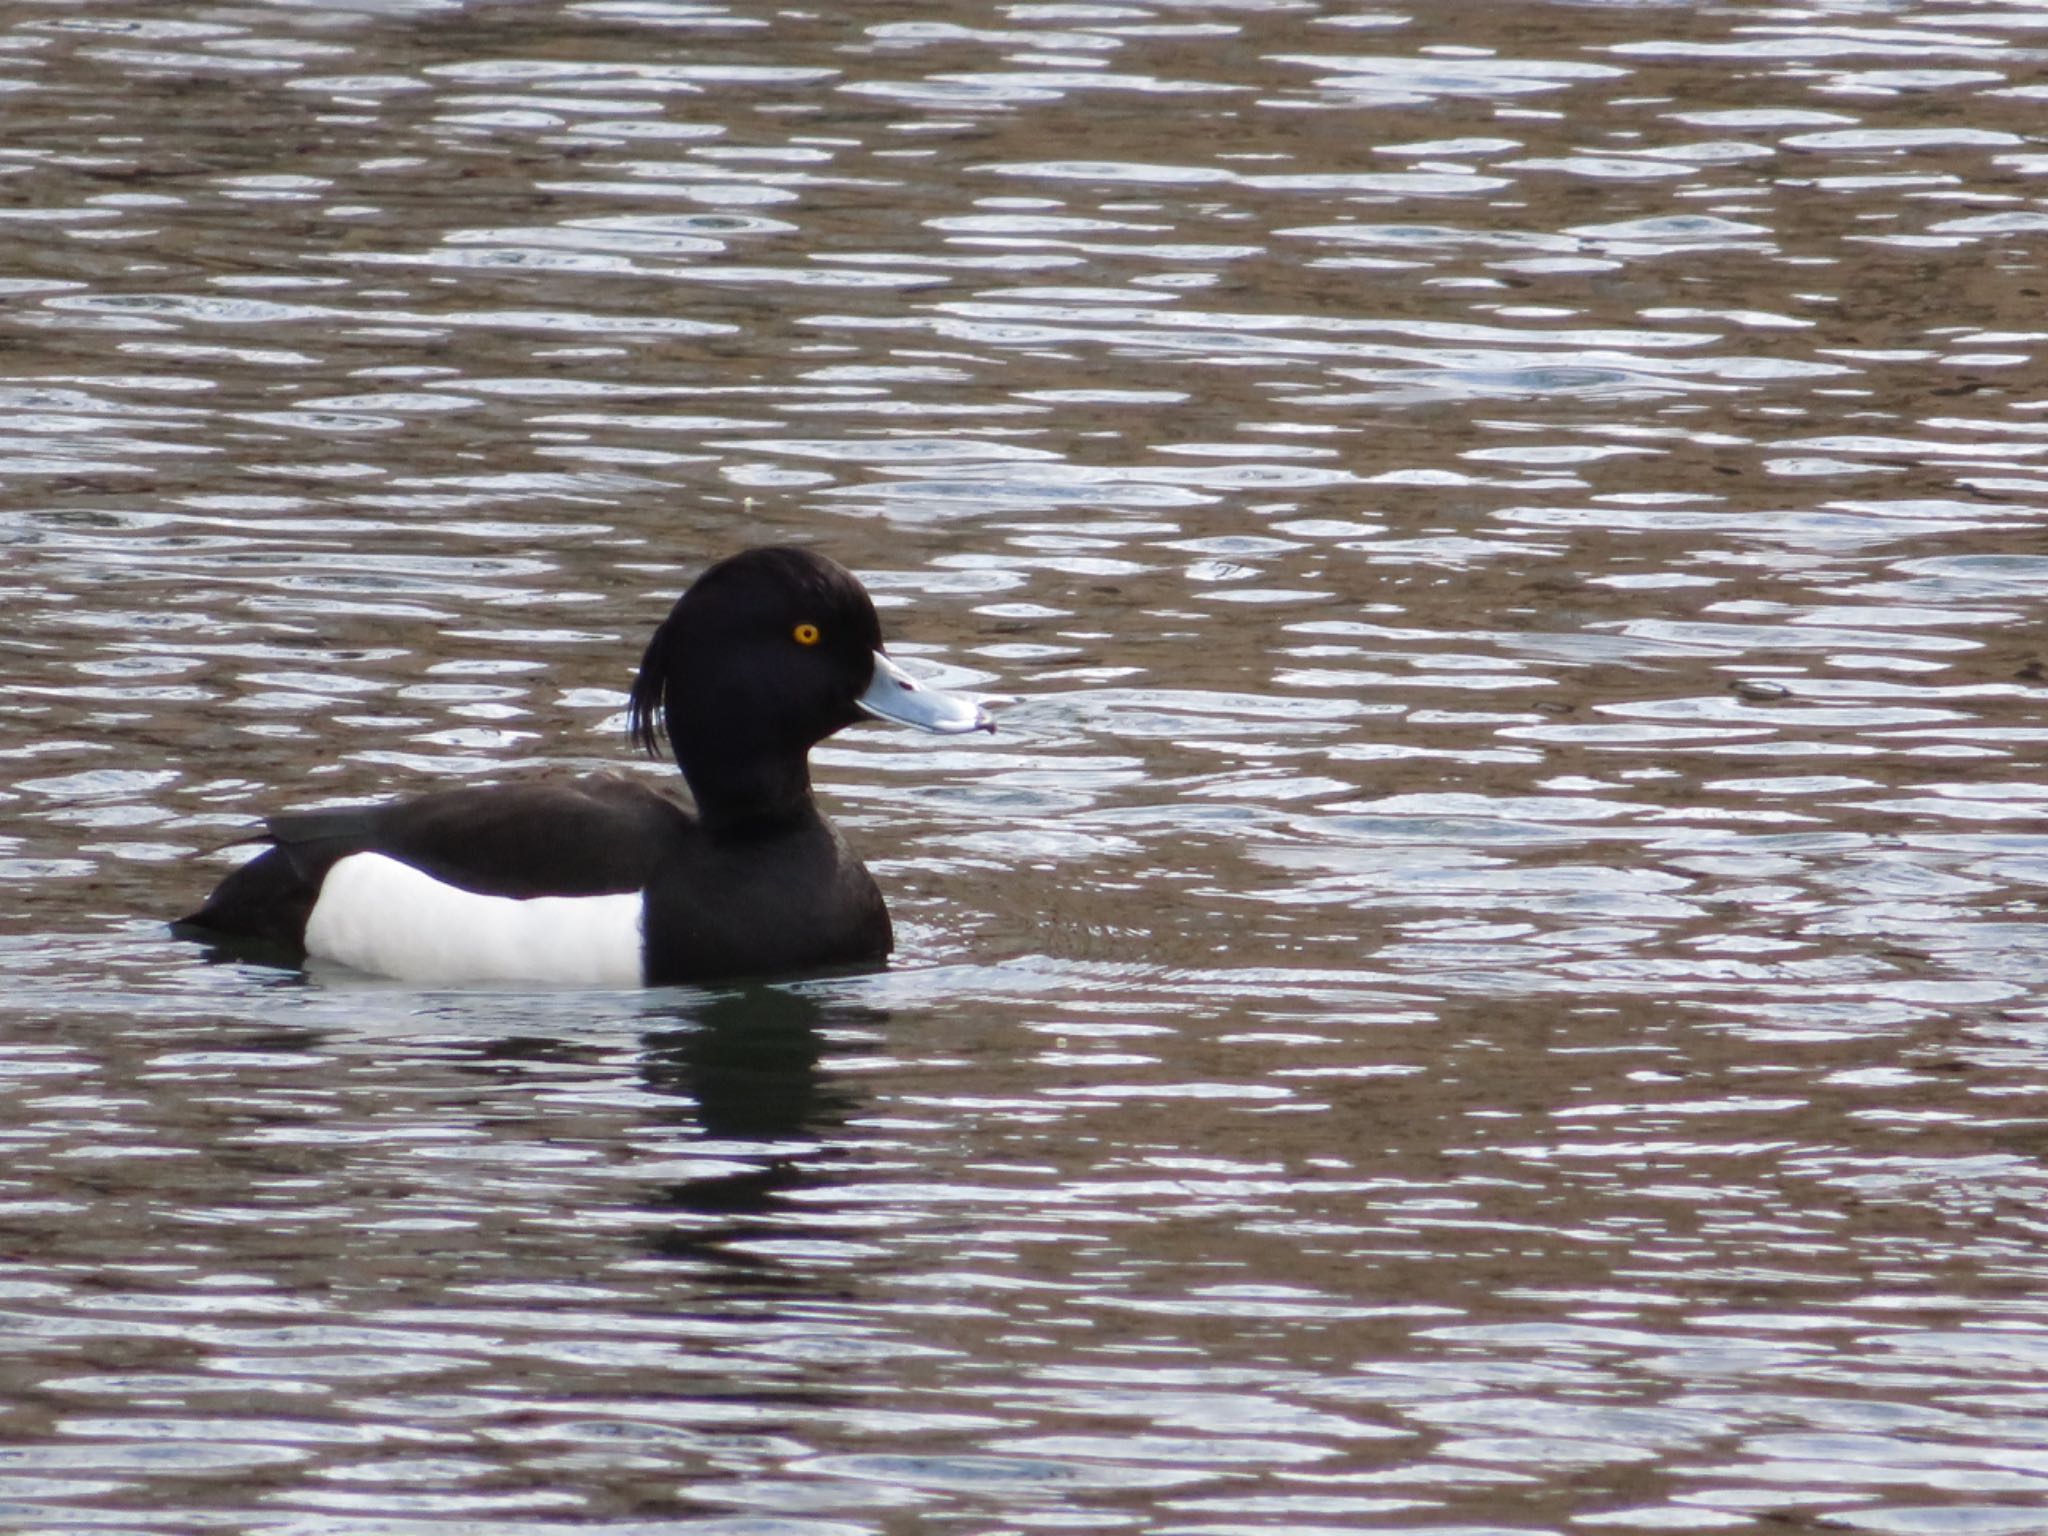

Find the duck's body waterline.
xmin=176 ymin=548 xmax=990 ymax=986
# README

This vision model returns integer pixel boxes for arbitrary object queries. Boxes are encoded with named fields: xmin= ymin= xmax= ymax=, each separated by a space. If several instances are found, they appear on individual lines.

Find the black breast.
xmin=641 ymin=810 xmax=890 ymax=985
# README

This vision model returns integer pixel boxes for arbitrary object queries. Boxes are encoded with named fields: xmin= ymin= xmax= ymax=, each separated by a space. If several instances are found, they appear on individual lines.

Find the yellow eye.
xmin=793 ymin=622 xmax=821 ymax=646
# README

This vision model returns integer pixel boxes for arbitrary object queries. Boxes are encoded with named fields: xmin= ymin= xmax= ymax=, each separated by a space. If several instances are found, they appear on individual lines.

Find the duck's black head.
xmin=629 ymin=547 xmax=984 ymax=828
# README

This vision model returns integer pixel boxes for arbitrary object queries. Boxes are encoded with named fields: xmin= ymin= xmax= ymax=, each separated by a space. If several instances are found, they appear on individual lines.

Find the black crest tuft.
xmin=627 ymin=617 xmax=672 ymax=758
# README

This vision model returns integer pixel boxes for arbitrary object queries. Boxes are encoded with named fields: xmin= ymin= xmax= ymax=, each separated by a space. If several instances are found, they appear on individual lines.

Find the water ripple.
xmin=5 ymin=2 xmax=2048 ymax=1533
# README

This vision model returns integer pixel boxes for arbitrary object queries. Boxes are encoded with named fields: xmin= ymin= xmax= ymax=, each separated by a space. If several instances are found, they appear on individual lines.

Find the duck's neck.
xmin=678 ymin=748 xmax=817 ymax=836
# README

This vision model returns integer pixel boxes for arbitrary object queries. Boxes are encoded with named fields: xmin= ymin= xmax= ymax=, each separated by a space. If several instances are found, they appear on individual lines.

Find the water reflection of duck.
xmin=642 ymin=986 xmax=860 ymax=1145
xmin=177 ymin=548 xmax=990 ymax=986
xmin=637 ymin=986 xmax=874 ymax=1276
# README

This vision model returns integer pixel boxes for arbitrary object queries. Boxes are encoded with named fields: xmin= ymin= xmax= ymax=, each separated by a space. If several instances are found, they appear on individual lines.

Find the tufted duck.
xmin=176 ymin=547 xmax=990 ymax=985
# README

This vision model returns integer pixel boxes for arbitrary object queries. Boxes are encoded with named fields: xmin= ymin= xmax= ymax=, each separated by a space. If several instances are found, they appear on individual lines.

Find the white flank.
xmin=304 ymin=852 xmax=644 ymax=986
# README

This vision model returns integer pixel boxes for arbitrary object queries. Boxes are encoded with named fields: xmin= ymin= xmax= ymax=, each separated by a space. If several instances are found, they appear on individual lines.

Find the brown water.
xmin=4 ymin=2 xmax=2048 ymax=1532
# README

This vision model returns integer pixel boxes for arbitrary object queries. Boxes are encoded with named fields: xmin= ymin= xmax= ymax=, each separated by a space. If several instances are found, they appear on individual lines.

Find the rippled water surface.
xmin=5 ymin=1 xmax=2048 ymax=1532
